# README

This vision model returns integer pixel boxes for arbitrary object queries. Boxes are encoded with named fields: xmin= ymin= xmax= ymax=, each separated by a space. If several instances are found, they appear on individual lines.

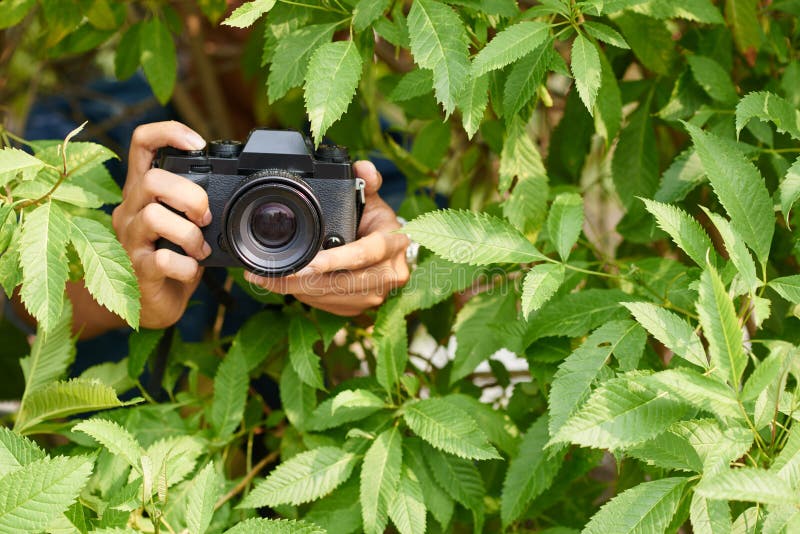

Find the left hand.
xmin=244 ymin=161 xmax=411 ymax=316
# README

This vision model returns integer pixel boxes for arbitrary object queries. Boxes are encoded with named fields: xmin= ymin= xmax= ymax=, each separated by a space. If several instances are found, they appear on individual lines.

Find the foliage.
xmin=2 ymin=0 xmax=800 ymax=533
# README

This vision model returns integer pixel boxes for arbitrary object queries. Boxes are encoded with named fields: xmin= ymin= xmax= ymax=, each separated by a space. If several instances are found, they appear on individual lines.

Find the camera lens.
xmin=224 ymin=171 xmax=323 ymax=276
xmin=251 ymin=202 xmax=296 ymax=248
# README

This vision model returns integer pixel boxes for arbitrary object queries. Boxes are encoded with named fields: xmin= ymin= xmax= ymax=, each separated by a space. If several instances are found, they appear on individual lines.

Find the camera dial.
xmin=209 ymin=140 xmax=243 ymax=158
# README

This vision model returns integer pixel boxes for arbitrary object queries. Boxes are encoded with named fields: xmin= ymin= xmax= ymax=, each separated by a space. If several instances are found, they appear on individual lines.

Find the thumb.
xmin=352 ymin=160 xmax=383 ymax=197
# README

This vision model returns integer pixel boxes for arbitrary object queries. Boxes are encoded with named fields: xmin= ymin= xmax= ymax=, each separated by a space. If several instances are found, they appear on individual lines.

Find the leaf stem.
xmin=213 ymin=449 xmax=280 ymax=511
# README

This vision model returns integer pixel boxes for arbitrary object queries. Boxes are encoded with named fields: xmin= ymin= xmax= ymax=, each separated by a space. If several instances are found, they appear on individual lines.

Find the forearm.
xmin=12 ymin=281 xmax=127 ymax=340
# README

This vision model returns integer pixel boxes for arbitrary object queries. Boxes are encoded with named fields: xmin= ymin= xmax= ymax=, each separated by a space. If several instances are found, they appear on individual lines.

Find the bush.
xmin=2 ymin=0 xmax=800 ymax=532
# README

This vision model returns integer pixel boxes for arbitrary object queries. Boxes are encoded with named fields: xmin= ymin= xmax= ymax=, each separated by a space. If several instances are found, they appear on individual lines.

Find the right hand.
xmin=112 ymin=121 xmax=212 ymax=329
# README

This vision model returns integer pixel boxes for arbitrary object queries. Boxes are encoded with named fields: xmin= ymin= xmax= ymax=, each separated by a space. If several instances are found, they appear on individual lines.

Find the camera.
xmin=154 ymin=129 xmax=365 ymax=277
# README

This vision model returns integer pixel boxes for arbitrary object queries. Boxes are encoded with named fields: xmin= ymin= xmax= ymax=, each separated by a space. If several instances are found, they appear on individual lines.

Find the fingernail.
xmin=186 ymin=131 xmax=206 ymax=150
xmin=202 ymin=241 xmax=212 ymax=258
xmin=201 ymin=209 xmax=212 ymax=226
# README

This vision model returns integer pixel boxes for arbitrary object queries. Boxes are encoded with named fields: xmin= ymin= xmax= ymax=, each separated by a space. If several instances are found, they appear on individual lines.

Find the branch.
xmin=213 ymin=449 xmax=280 ymax=511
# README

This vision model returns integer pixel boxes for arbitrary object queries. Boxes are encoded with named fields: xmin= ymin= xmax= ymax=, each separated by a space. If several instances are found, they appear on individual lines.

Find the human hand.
xmin=244 ymin=161 xmax=410 ymax=316
xmin=112 ymin=121 xmax=212 ymax=329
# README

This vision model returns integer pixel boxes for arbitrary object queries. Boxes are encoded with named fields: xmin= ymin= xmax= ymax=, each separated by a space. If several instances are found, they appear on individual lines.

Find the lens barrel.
xmin=224 ymin=170 xmax=323 ymax=276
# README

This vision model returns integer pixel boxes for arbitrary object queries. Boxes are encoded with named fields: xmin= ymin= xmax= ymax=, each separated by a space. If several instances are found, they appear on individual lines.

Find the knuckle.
xmin=141 ymin=168 xmax=160 ymax=192
xmin=140 ymin=203 xmax=163 ymax=229
xmin=131 ymin=125 xmax=148 ymax=147
xmin=152 ymin=249 xmax=173 ymax=273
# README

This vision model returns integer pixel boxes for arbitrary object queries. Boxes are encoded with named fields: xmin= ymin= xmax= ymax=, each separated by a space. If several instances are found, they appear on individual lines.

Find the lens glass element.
xmin=251 ymin=202 xmax=296 ymax=247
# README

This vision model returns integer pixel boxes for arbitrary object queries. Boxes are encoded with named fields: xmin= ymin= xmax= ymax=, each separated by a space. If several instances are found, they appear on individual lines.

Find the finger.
xmin=137 ymin=248 xmax=201 ymax=283
xmin=353 ymin=160 xmax=382 ymax=197
xmin=245 ymin=262 xmax=406 ymax=297
xmin=293 ymin=293 xmax=383 ymax=317
xmin=128 ymin=121 xmax=206 ymax=179
xmin=132 ymin=203 xmax=211 ymax=260
xmin=305 ymin=231 xmax=408 ymax=274
xmin=128 ymin=168 xmax=211 ymax=226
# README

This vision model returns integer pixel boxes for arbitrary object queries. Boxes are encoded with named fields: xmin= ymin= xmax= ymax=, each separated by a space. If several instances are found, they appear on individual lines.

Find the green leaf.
xmin=549 ymin=321 xmax=645 ymax=437
xmin=388 ymin=465 xmax=425 ymax=534
xmin=403 ymin=397 xmax=500 ymax=460
xmin=267 ymin=23 xmax=337 ymax=103
xmin=736 ymin=91 xmax=800 ymax=141
xmin=458 ymin=72 xmax=489 ymax=139
xmin=361 ymin=427 xmax=402 ymax=534
xmin=0 ymin=226 xmax=22 ymax=298
xmin=407 ymin=0 xmax=470 ymax=115
xmin=143 ymin=435 xmax=204 ymax=491
xmin=552 ymin=375 xmax=690 ymax=449
xmin=0 ymin=147 xmax=44 ymax=187
xmin=444 ymin=394 xmax=520 ymax=457
xmin=139 ymin=18 xmax=176 ymax=104
xmin=625 ymin=421 xmax=704 ymax=473
xmin=622 ymin=301 xmax=708 ymax=369
xmin=656 ymin=149 xmax=706 ymax=203
xmin=582 ymin=477 xmax=688 ymax=534
xmin=779 ymin=157 xmax=800 ymax=224
xmin=547 ymin=192 xmax=584 ymax=261
xmin=223 ymin=518 xmax=326 ymax=534
xmin=521 ymin=263 xmax=565 ymax=318
xmin=280 ymin=361 xmax=316 ymax=432
xmin=471 ymin=21 xmax=550 ymax=76
xmin=402 ymin=209 xmax=544 ymax=265
xmin=14 ymin=378 xmax=128 ymax=434
xmin=685 ymin=122 xmax=774 ymax=265
xmin=499 ymin=115 xmax=546 ymax=191
xmin=304 ymin=40 xmax=363 ymax=147
xmin=571 ymin=34 xmax=602 ymax=114
xmin=688 ymin=55 xmax=738 ymax=105
xmin=594 ymin=47 xmax=622 ymax=142
xmin=691 ymin=493 xmax=732 ymax=534
xmin=19 ymin=298 xmax=74 ymax=397
xmin=769 ymin=275 xmax=800 ymax=304
xmin=451 ymin=290 xmax=518 ymax=383
xmin=503 ymin=173 xmax=549 ymax=236
xmin=373 ymin=300 xmax=408 ymax=393
xmin=221 ymin=0 xmax=276 ymax=28
xmin=114 ymin=22 xmax=142 ymax=80
xmin=614 ymin=12 xmax=675 ymax=75
xmin=0 ymin=205 xmax=16 ymax=255
xmin=19 ymin=201 xmax=70 ymax=333
xmin=423 ymin=444 xmax=484 ymax=512
xmin=696 ymin=469 xmax=797 ymax=506
xmin=69 ymin=217 xmax=140 ymax=328
xmin=697 ymin=264 xmax=747 ymax=387
xmin=524 ymin=289 xmax=630 ymax=345
xmin=127 ymin=328 xmax=165 ymax=380
xmin=641 ymin=199 xmax=714 ymax=270
xmin=305 ymin=477 xmax=362 ymax=534
xmin=0 ymin=0 xmax=35 ymax=30
xmin=726 ymin=0 xmax=761 ymax=57
xmin=583 ymin=21 xmax=629 ymax=48
xmin=242 ymin=447 xmax=357 ymax=508
xmin=770 ymin=425 xmax=800 ymax=487
xmin=0 ymin=427 xmax=45 ymax=478
xmin=612 ymin=95 xmax=658 ymax=208
xmin=0 ymin=455 xmax=93 ymax=533
xmin=288 ymin=315 xmax=324 ymax=390
xmin=307 ymin=389 xmax=386 ymax=431
xmin=638 ymin=369 xmax=742 ymax=422
xmin=701 ymin=208 xmax=760 ymax=293
xmin=209 ymin=344 xmax=249 ymax=439
xmin=762 ymin=506 xmax=800 ymax=534
xmin=632 ymin=0 xmax=724 ymax=23
xmin=404 ymin=439 xmax=454 ymax=529
xmin=502 ymin=40 xmax=554 ymax=118
xmin=186 ymin=462 xmax=222 ymax=534
xmin=389 ymin=69 xmax=434 ymax=102
xmin=501 ymin=415 xmax=564 ymax=527
xmin=353 ymin=0 xmax=390 ymax=31
xmin=73 ymin=418 xmax=143 ymax=471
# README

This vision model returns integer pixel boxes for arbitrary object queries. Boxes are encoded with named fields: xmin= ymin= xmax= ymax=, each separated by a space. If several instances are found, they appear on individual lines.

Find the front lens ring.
xmin=224 ymin=173 xmax=323 ymax=276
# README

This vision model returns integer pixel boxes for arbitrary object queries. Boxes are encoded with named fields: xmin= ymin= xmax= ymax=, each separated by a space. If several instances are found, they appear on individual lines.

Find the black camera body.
xmin=155 ymin=129 xmax=364 ymax=277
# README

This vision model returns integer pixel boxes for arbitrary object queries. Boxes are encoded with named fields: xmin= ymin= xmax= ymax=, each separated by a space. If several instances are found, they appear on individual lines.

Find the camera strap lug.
xmin=355 ymin=177 xmax=366 ymax=204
